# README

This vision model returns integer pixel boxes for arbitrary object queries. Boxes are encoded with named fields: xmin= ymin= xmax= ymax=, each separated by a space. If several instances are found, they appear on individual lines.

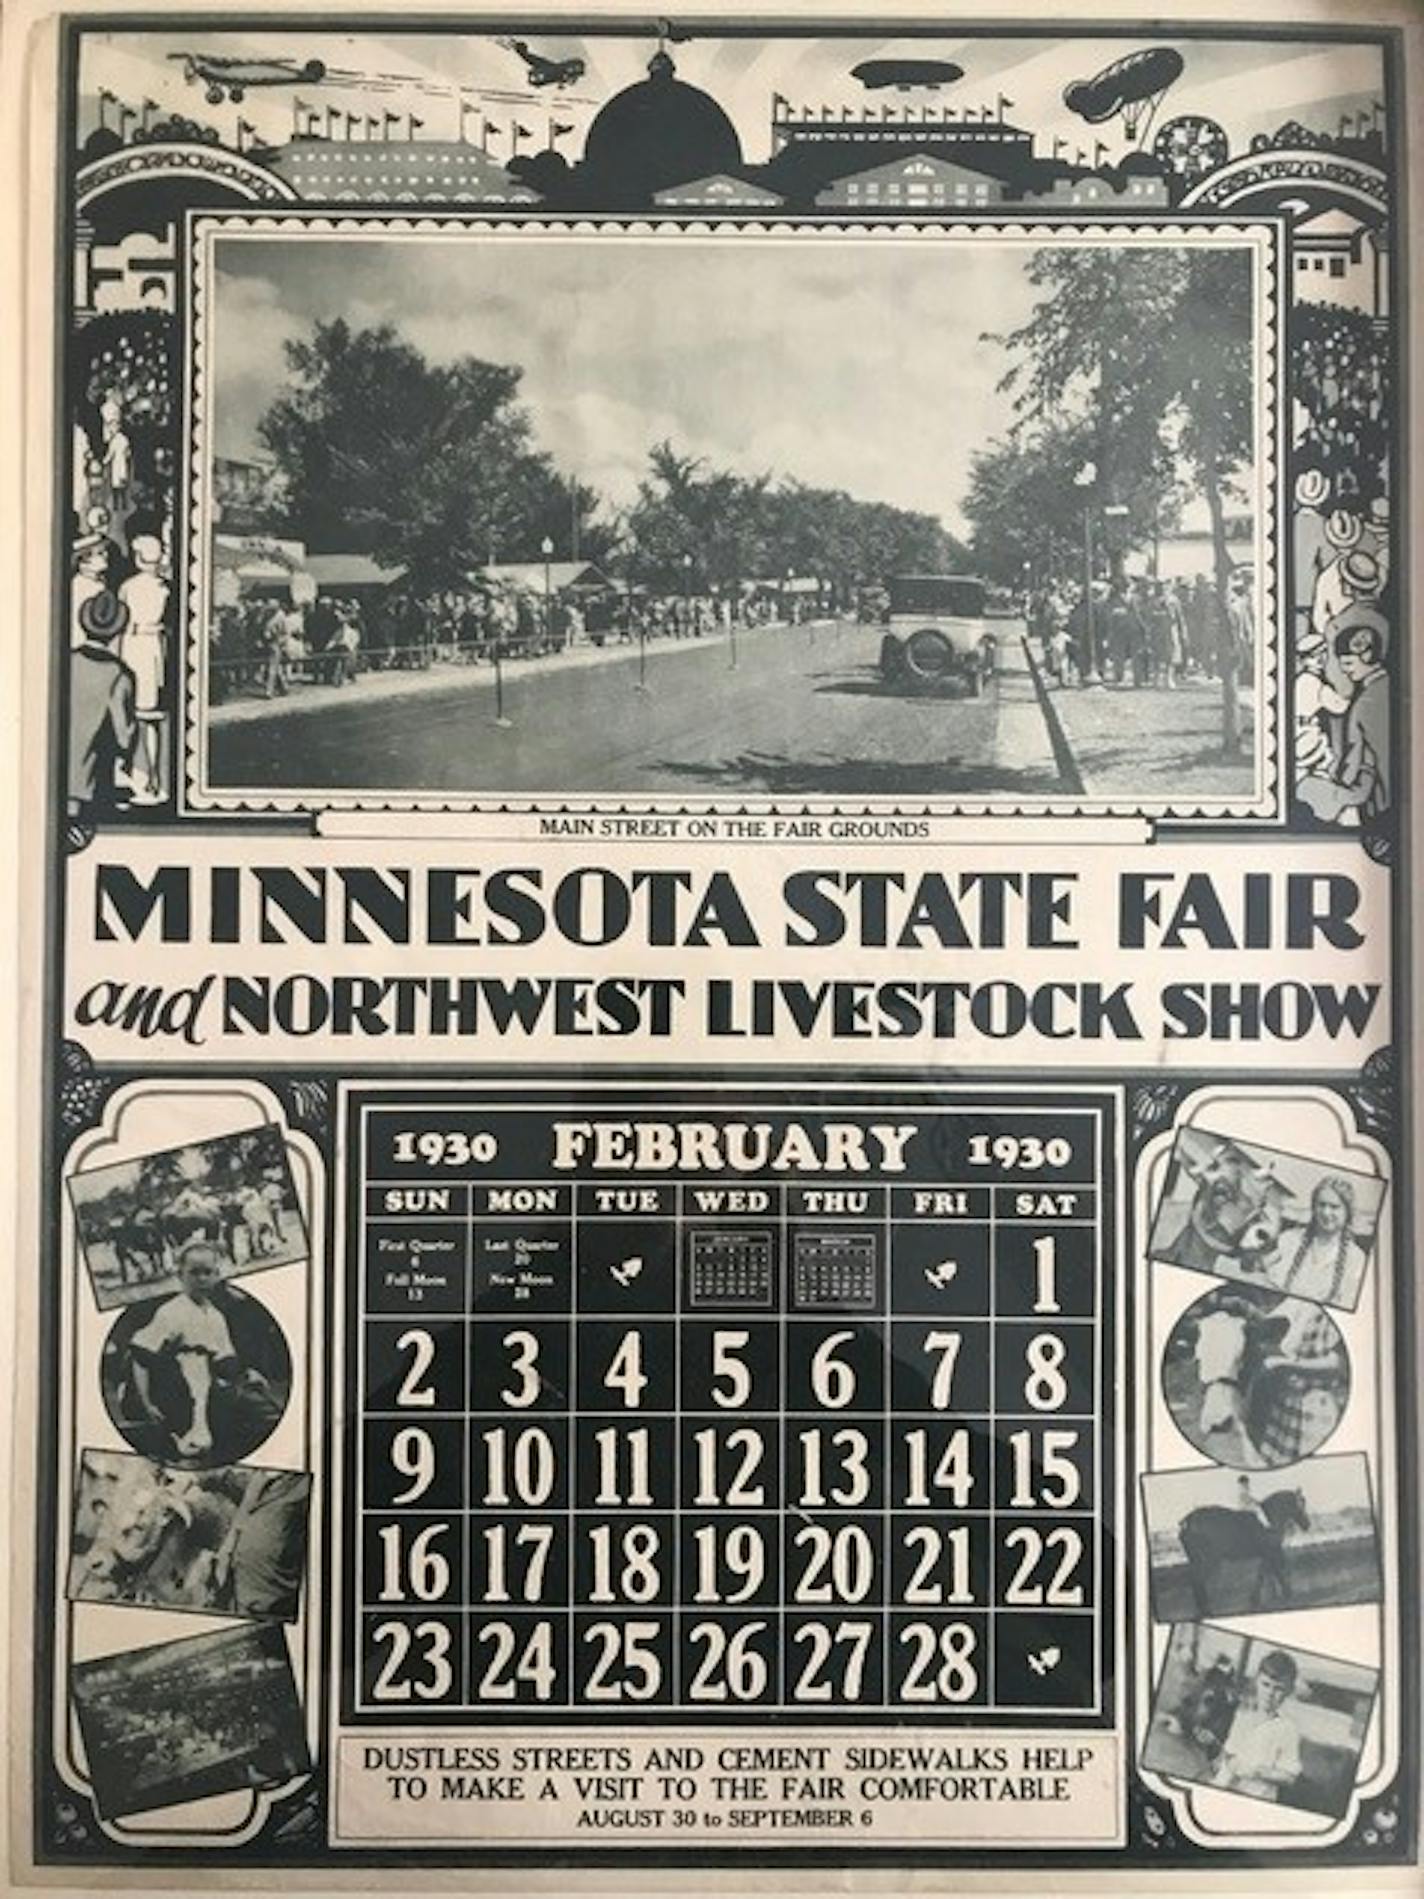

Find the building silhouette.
xmin=260 ymin=135 xmax=536 ymax=203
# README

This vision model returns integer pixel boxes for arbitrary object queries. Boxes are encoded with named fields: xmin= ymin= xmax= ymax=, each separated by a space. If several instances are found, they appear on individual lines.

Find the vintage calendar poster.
xmin=3 ymin=0 xmax=1420 ymax=1887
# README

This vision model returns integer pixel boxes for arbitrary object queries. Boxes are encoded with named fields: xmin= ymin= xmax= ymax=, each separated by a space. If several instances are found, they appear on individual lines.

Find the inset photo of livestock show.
xmin=68 ymin=1122 xmax=307 ymax=1309
xmin=197 ymin=229 xmax=1267 ymax=807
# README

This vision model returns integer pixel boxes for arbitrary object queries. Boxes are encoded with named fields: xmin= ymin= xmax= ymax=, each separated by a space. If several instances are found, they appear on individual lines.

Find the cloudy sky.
xmin=214 ymin=235 xmax=1117 ymax=534
xmin=81 ymin=28 xmax=1386 ymax=167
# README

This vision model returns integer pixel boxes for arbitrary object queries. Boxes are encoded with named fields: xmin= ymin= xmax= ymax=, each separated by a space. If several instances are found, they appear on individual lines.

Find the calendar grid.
xmin=350 ymin=1095 xmax=1113 ymax=1722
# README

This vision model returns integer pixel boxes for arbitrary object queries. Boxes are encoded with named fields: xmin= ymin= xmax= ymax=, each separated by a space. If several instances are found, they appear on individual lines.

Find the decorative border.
xmin=50 ymin=1080 xmax=327 ymax=1852
xmin=180 ymin=211 xmax=1285 ymax=822
xmin=1130 ymin=1084 xmax=1399 ymax=1852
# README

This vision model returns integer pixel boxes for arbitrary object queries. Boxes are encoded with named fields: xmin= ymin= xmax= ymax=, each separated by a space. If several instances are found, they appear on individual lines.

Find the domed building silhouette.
xmin=577 ymin=49 xmax=743 ymax=203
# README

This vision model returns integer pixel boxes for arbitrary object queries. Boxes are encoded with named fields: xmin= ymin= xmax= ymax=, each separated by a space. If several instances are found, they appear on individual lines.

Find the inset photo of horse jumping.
xmin=68 ymin=1121 xmax=308 ymax=1310
xmin=1142 ymin=1451 xmax=1380 ymax=1622
xmin=1148 ymin=1122 xmax=1386 ymax=1312
xmin=67 ymin=1449 xmax=310 ymax=1622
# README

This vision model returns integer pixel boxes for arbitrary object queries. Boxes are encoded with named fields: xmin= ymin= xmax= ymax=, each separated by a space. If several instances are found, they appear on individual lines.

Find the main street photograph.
xmin=198 ymin=229 xmax=1266 ymax=806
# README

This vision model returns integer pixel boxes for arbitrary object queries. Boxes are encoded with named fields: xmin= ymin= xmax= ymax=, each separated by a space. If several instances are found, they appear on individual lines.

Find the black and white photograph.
xmin=70 ymin=1623 xmax=311 ymax=1820
xmin=1149 ymin=1123 xmax=1385 ymax=1310
xmin=69 ymin=1121 xmax=307 ymax=1309
xmin=1142 ymin=1622 xmax=1378 ymax=1820
xmin=1142 ymin=1452 xmax=1380 ymax=1622
xmin=68 ymin=1450 xmax=310 ymax=1621
xmin=1161 ymin=1282 xmax=1350 ymax=1471
xmin=99 ymin=1269 xmax=292 ymax=1468
xmin=194 ymin=223 xmax=1269 ymax=811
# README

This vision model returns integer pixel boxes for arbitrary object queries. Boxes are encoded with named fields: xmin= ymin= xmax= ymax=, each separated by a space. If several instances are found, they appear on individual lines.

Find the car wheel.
xmin=902 ymin=627 xmax=956 ymax=683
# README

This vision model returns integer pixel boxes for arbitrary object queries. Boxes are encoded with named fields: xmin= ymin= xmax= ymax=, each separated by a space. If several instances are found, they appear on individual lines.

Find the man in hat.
xmin=1292 ymin=469 xmax=1331 ymax=621
xmin=1361 ymin=492 xmax=1390 ymax=582
xmin=70 ymin=531 xmax=110 ymax=649
xmin=69 ymin=588 xmax=136 ymax=819
xmin=1213 ymin=1649 xmax=1303 ymax=1802
xmin=1226 ymin=569 xmax=1256 ymax=678
xmin=1295 ymin=621 xmax=1348 ymax=779
xmin=1311 ymin=510 xmax=1375 ymax=638
xmin=118 ymin=532 xmax=170 ymax=803
xmin=1332 ymin=608 xmax=1390 ymax=823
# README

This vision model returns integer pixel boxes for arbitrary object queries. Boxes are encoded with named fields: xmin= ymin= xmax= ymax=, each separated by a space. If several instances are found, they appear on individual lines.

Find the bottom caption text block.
xmin=334 ymin=1731 xmax=1123 ymax=1846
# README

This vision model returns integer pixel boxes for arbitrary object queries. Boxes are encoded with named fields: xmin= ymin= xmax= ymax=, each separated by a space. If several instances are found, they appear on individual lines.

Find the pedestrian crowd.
xmin=208 ymin=583 xmax=790 ymax=704
xmin=68 ymin=342 xmax=176 ymax=819
xmin=1291 ymin=467 xmax=1391 ymax=826
xmin=1025 ymin=571 xmax=1254 ymax=693
xmin=1292 ymin=306 xmax=1388 ymax=506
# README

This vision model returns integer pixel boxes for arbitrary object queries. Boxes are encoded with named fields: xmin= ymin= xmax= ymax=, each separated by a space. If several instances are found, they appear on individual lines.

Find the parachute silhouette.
xmin=1063 ymin=46 xmax=1184 ymax=142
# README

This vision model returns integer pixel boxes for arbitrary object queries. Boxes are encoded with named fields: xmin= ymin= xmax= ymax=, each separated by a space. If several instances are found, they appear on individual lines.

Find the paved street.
xmin=207 ymin=617 xmax=1259 ymax=803
xmin=208 ymin=618 xmax=1071 ymax=800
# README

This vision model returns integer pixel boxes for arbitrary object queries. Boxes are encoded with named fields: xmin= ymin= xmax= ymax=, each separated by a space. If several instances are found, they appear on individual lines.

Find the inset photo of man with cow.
xmin=68 ymin=1120 xmax=308 ymax=1310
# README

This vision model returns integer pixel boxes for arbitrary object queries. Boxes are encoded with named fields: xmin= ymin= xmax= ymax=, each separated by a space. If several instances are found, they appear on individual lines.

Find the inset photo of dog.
xmin=1149 ymin=1124 xmax=1384 ymax=1312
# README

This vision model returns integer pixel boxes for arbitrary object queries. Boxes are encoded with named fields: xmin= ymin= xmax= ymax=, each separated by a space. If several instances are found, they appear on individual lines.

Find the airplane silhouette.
xmin=168 ymin=52 xmax=326 ymax=105
xmin=496 ymin=38 xmax=587 ymax=89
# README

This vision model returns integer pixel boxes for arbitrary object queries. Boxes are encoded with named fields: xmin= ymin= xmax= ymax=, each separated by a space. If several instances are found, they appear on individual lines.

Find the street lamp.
xmin=1073 ymin=463 xmax=1101 ymax=684
xmin=632 ymin=579 xmax=650 ymax=696
xmin=541 ymin=535 xmax=555 ymax=653
xmin=682 ymin=552 xmax=694 ymax=637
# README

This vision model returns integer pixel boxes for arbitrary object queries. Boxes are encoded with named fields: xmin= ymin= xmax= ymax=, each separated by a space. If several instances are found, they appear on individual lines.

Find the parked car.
xmin=879 ymin=574 xmax=997 ymax=695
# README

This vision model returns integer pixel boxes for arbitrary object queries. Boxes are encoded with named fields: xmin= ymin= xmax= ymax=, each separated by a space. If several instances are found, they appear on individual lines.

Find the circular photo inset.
xmin=1162 ymin=1281 xmax=1349 ymax=1470
xmin=100 ymin=1243 xmax=292 ymax=1468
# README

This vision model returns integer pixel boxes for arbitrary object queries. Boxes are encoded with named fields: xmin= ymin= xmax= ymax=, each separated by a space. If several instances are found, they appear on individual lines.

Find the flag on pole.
xmin=998 ymin=93 xmax=1013 ymax=116
xmin=772 ymin=92 xmax=789 ymax=115
xmin=550 ymin=121 xmax=574 ymax=140
xmin=1094 ymin=139 xmax=1108 ymax=164
xmin=513 ymin=122 xmax=532 ymax=142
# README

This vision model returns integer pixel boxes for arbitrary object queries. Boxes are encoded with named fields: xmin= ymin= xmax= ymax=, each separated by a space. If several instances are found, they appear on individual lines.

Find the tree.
xmin=963 ymin=417 xmax=1184 ymax=589
xmin=257 ymin=319 xmax=611 ymax=591
xmin=623 ymin=442 xmax=967 ymax=600
xmin=992 ymin=249 xmax=1254 ymax=752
